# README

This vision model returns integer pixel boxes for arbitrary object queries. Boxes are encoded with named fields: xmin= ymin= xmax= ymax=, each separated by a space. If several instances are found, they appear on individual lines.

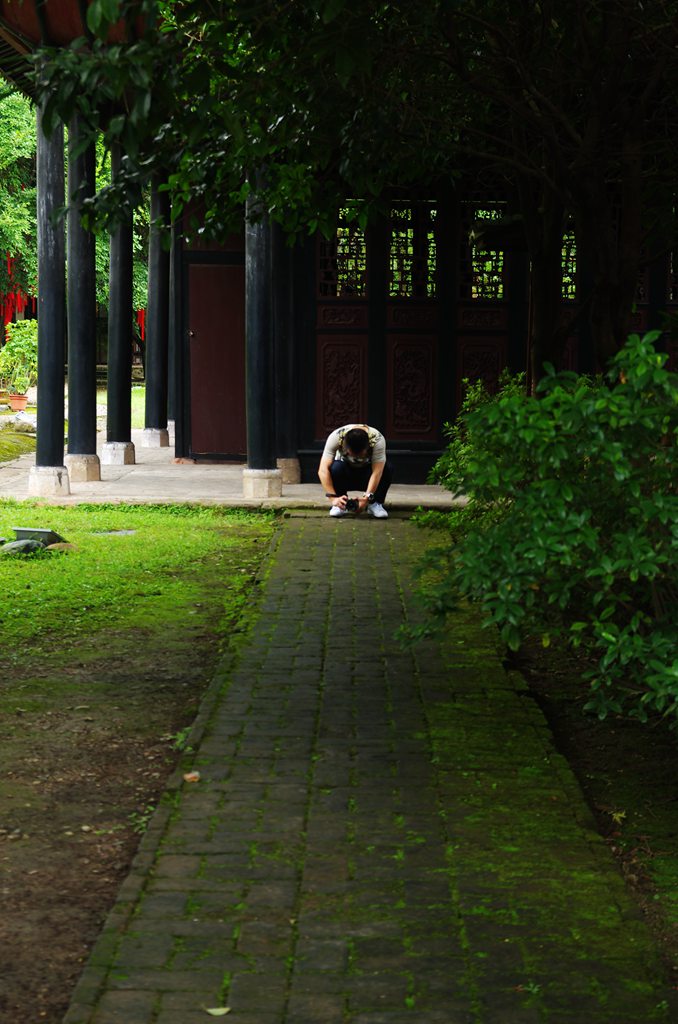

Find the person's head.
xmin=345 ymin=428 xmax=370 ymax=458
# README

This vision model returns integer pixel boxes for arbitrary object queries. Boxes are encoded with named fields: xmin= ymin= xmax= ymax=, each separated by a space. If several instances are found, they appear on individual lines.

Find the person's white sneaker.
xmin=367 ymin=502 xmax=388 ymax=518
xmin=329 ymin=505 xmax=346 ymax=517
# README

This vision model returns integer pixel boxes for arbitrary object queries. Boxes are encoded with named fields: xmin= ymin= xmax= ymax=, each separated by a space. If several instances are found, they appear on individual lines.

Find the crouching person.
xmin=318 ymin=423 xmax=392 ymax=519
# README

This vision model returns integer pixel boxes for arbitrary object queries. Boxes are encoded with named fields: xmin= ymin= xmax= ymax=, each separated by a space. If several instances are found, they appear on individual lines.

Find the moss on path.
xmin=63 ymin=515 xmax=677 ymax=1023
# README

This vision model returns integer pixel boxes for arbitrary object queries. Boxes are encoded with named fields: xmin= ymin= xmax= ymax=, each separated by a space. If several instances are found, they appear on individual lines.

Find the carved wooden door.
xmin=314 ymin=208 xmax=369 ymax=438
xmin=384 ymin=203 xmax=439 ymax=441
xmin=314 ymin=203 xmax=440 ymax=441
xmin=455 ymin=203 xmax=509 ymax=408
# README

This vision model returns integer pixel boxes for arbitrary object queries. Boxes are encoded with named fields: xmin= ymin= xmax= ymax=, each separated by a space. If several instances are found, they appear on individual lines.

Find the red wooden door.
xmin=188 ymin=262 xmax=246 ymax=457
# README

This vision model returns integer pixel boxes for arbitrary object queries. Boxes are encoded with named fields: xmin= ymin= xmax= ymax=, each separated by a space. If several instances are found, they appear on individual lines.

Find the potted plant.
xmin=0 ymin=320 xmax=38 ymax=411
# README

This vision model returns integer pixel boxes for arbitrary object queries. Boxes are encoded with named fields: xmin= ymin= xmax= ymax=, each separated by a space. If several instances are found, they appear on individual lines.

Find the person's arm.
xmin=356 ymin=460 xmax=384 ymax=513
xmin=318 ymin=453 xmax=347 ymax=509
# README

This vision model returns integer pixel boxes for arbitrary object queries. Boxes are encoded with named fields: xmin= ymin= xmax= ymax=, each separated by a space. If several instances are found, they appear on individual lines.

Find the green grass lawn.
xmin=0 ymin=499 xmax=277 ymax=1023
xmin=0 ymin=430 xmax=36 ymax=463
xmin=0 ymin=501 xmax=276 ymax=664
xmin=0 ymin=385 xmax=147 ymax=466
xmin=97 ymin=385 xmax=146 ymax=429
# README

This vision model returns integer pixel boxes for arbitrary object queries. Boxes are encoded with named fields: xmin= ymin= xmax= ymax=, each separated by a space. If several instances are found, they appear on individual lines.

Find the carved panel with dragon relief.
xmin=386 ymin=337 xmax=437 ymax=440
xmin=315 ymin=336 xmax=368 ymax=438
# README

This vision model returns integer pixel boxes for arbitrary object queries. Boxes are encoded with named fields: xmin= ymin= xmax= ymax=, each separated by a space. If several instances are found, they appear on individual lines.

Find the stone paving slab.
xmin=63 ymin=515 xmax=677 ymax=1023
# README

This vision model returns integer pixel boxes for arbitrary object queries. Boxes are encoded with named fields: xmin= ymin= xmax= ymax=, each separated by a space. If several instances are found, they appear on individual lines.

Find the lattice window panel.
xmin=427 ymin=208 xmax=437 ymax=297
xmin=630 ymin=242 xmax=649 ymax=304
xmin=318 ymin=208 xmax=367 ymax=297
xmin=389 ymin=203 xmax=437 ymax=298
xmin=669 ymin=251 xmax=678 ymax=302
xmin=562 ymin=232 xmax=577 ymax=301
xmin=561 ymin=232 xmax=647 ymax=303
xmin=459 ymin=205 xmax=506 ymax=301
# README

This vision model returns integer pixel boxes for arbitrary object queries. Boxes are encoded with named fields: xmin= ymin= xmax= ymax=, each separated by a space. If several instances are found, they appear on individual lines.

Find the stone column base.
xmin=64 ymin=453 xmax=101 ymax=482
xmin=101 ymin=441 xmax=136 ymax=466
xmin=167 ymin=419 xmax=176 ymax=445
xmin=276 ymin=457 xmax=301 ymax=484
xmin=142 ymin=427 xmax=170 ymax=448
xmin=243 ymin=467 xmax=283 ymax=498
xmin=28 ymin=465 xmax=70 ymax=497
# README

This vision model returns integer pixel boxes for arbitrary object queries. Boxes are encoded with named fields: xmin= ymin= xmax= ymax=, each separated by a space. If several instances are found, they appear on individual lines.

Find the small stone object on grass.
xmin=0 ymin=539 xmax=45 ymax=556
xmin=0 ymin=412 xmax=37 ymax=433
xmin=0 ymin=527 xmax=71 ymax=557
xmin=12 ymin=527 xmax=67 ymax=546
xmin=12 ymin=417 xmax=37 ymax=434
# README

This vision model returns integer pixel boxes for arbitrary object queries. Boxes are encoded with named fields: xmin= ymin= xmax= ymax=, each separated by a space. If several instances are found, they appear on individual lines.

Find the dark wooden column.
xmin=366 ymin=216 xmax=388 ymax=430
xmin=30 ymin=103 xmax=69 ymax=496
xmin=243 ymin=198 xmax=282 ymax=496
xmin=171 ymin=220 xmax=187 ymax=456
xmin=143 ymin=181 xmax=170 ymax=447
xmin=167 ymin=221 xmax=177 ymax=434
xmin=647 ymin=216 xmax=671 ymax=335
xmin=102 ymin=144 xmax=135 ymax=465
xmin=293 ymin=234 xmax=317 ymax=467
xmin=576 ymin=247 xmax=596 ymax=376
xmin=272 ymin=223 xmax=300 ymax=482
xmin=507 ymin=249 xmax=530 ymax=375
xmin=65 ymin=114 xmax=100 ymax=481
xmin=437 ymin=186 xmax=458 ymax=423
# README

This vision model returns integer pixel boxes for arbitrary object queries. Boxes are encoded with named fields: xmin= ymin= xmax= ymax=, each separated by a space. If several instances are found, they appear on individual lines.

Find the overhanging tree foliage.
xmin=0 ymin=85 xmax=37 ymax=302
xmin=34 ymin=0 xmax=678 ymax=374
xmin=91 ymin=137 xmax=148 ymax=312
xmin=0 ymin=81 xmax=148 ymax=323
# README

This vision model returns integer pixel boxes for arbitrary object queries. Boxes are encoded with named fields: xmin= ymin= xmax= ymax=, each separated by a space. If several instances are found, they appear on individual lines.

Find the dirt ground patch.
xmin=1 ymin=652 xmax=215 ymax=1021
xmin=0 ymin=513 xmax=274 ymax=1024
xmin=2 ymin=558 xmax=677 ymax=1021
xmin=513 ymin=638 xmax=678 ymax=991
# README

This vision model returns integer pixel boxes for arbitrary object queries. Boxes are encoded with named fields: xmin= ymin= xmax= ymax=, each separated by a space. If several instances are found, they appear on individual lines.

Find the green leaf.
xmin=323 ymin=0 xmax=345 ymax=22
xmin=101 ymin=0 xmax=120 ymax=20
xmin=86 ymin=3 xmax=103 ymax=35
xmin=108 ymin=115 xmax=126 ymax=137
xmin=334 ymin=47 xmax=355 ymax=84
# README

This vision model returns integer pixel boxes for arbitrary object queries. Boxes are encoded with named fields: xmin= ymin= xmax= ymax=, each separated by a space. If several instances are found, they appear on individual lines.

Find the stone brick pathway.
xmin=64 ymin=514 xmax=676 ymax=1023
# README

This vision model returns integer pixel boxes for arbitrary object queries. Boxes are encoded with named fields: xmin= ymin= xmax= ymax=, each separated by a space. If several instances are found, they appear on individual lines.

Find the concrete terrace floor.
xmin=0 ymin=428 xmax=455 ymax=510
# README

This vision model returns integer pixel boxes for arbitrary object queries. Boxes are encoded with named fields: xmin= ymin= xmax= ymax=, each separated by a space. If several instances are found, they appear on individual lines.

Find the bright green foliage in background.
xmin=92 ymin=137 xmax=149 ymax=311
xmin=415 ymin=332 xmax=678 ymax=726
xmin=0 ymin=319 xmax=38 ymax=393
xmin=0 ymin=88 xmax=37 ymax=297
xmin=0 ymin=84 xmax=149 ymax=312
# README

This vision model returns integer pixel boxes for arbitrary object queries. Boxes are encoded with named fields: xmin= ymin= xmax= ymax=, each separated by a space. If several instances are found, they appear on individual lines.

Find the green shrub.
xmin=0 ymin=319 xmax=38 ymax=394
xmin=414 ymin=332 xmax=678 ymax=726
